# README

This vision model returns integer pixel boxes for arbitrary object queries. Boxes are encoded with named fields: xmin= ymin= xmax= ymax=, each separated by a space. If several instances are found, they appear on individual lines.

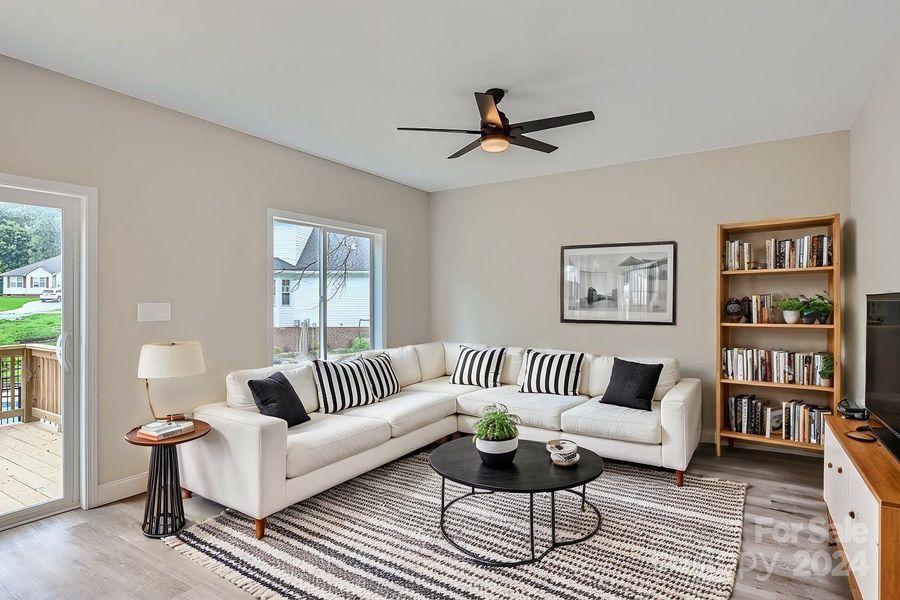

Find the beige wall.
xmin=847 ymin=56 xmax=900 ymax=402
xmin=0 ymin=56 xmax=431 ymax=489
xmin=431 ymin=132 xmax=850 ymax=439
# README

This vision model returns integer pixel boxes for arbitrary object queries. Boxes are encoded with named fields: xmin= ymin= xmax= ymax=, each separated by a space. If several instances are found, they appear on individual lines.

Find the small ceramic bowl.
xmin=551 ymin=452 xmax=580 ymax=468
xmin=546 ymin=439 xmax=577 ymax=456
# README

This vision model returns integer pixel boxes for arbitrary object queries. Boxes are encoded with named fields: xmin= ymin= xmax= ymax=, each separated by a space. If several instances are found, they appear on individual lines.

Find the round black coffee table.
xmin=429 ymin=438 xmax=604 ymax=566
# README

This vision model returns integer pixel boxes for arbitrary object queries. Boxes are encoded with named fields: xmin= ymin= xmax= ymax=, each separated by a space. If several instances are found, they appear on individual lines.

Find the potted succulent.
xmin=819 ymin=353 xmax=835 ymax=387
xmin=472 ymin=403 xmax=521 ymax=467
xmin=805 ymin=292 xmax=834 ymax=325
xmin=776 ymin=297 xmax=805 ymax=324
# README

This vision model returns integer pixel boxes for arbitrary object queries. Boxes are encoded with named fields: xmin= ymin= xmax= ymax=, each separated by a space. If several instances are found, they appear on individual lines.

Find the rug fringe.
xmin=164 ymin=536 xmax=286 ymax=600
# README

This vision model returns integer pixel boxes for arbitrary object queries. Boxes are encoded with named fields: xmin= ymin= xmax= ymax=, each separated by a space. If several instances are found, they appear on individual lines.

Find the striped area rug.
xmin=166 ymin=454 xmax=746 ymax=600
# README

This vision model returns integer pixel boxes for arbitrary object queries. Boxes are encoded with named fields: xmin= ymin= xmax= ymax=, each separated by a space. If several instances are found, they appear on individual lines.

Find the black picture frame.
xmin=560 ymin=241 xmax=677 ymax=325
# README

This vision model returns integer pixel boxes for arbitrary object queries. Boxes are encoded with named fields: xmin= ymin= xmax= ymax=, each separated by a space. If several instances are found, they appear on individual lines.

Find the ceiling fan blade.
xmin=397 ymin=127 xmax=481 ymax=134
xmin=447 ymin=139 xmax=482 ymax=159
xmin=508 ymin=135 xmax=558 ymax=153
xmin=474 ymin=92 xmax=503 ymax=128
xmin=510 ymin=111 xmax=595 ymax=134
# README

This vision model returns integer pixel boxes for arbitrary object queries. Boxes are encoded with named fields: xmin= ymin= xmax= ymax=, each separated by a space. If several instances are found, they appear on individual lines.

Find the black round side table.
xmin=429 ymin=438 xmax=604 ymax=567
xmin=124 ymin=420 xmax=210 ymax=538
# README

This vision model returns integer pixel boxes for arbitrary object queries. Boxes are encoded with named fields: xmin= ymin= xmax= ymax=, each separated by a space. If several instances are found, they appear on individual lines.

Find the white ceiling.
xmin=1 ymin=1 xmax=899 ymax=192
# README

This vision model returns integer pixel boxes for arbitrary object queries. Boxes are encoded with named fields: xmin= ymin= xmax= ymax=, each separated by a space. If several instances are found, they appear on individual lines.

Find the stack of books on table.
xmin=782 ymin=401 xmax=832 ymax=445
xmin=726 ymin=394 xmax=783 ymax=437
xmin=137 ymin=420 xmax=194 ymax=440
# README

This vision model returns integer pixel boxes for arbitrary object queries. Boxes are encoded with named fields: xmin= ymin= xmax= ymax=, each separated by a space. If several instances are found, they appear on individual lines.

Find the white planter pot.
xmin=475 ymin=437 xmax=518 ymax=467
xmin=783 ymin=310 xmax=801 ymax=324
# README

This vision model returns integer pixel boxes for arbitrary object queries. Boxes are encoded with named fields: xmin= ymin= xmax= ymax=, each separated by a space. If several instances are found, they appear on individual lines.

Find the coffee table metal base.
xmin=439 ymin=477 xmax=602 ymax=567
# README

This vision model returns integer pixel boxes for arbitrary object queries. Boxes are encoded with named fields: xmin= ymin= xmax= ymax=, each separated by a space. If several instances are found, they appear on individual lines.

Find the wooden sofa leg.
xmin=180 ymin=487 xmax=192 ymax=499
xmin=255 ymin=518 xmax=267 ymax=540
xmin=675 ymin=470 xmax=684 ymax=487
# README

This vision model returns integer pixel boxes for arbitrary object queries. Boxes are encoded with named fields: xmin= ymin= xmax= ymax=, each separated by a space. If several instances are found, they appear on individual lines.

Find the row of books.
xmin=723 ymin=240 xmax=752 ymax=271
xmin=138 ymin=419 xmax=195 ymax=440
xmin=746 ymin=294 xmax=774 ymax=324
xmin=726 ymin=394 xmax=782 ymax=437
xmin=764 ymin=235 xmax=832 ymax=269
xmin=721 ymin=347 xmax=833 ymax=386
xmin=783 ymin=400 xmax=831 ymax=445
xmin=725 ymin=395 xmax=831 ymax=445
xmin=722 ymin=235 xmax=833 ymax=271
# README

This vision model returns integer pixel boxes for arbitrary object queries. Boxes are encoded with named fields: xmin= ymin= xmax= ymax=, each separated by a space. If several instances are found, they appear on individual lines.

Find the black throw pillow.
xmin=600 ymin=358 xmax=664 ymax=411
xmin=248 ymin=371 xmax=311 ymax=427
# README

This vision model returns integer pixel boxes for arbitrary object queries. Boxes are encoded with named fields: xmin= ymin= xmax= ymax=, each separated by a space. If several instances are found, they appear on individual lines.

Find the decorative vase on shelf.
xmin=821 ymin=377 xmax=833 ymax=388
xmin=725 ymin=298 xmax=743 ymax=323
xmin=816 ymin=311 xmax=832 ymax=325
xmin=783 ymin=310 xmax=801 ymax=324
xmin=800 ymin=311 xmax=817 ymax=325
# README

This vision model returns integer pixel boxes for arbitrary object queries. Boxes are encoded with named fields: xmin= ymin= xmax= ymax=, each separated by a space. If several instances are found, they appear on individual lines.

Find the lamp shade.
xmin=137 ymin=341 xmax=206 ymax=379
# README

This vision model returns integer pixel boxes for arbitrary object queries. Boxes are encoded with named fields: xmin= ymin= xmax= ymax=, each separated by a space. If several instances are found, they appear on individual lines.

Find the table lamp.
xmin=137 ymin=341 xmax=206 ymax=421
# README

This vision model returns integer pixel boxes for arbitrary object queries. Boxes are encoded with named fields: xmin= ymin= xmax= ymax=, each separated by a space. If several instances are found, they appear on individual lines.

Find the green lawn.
xmin=0 ymin=297 xmax=35 ymax=311
xmin=0 ymin=312 xmax=61 ymax=345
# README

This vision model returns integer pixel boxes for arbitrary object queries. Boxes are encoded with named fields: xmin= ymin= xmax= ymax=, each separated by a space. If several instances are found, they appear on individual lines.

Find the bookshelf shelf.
xmin=719 ymin=430 xmax=825 ymax=452
xmin=720 ymin=322 xmax=834 ymax=330
xmin=716 ymin=214 xmax=841 ymax=457
xmin=719 ymin=379 xmax=834 ymax=393
xmin=721 ymin=266 xmax=835 ymax=276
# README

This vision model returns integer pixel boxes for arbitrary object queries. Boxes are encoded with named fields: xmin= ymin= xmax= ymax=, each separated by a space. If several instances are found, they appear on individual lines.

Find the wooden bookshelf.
xmin=716 ymin=214 xmax=841 ymax=456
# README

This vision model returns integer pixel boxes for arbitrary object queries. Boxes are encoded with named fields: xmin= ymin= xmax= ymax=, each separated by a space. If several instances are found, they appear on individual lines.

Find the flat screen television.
xmin=865 ymin=292 xmax=900 ymax=461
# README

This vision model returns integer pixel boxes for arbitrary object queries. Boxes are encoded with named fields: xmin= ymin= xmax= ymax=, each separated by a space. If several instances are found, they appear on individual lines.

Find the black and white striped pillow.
xmin=450 ymin=346 xmax=506 ymax=388
xmin=358 ymin=353 xmax=400 ymax=399
xmin=312 ymin=359 xmax=376 ymax=413
xmin=519 ymin=349 xmax=585 ymax=396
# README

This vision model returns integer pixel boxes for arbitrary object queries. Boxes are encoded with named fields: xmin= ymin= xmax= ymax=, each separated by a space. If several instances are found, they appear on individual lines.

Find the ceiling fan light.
xmin=480 ymin=134 xmax=509 ymax=153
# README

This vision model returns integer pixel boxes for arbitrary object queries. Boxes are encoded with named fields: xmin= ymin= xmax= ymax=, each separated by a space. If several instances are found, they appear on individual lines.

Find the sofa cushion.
xmin=402 ymin=375 xmax=482 ymax=397
xmin=226 ymin=363 xmax=319 ymax=413
xmin=561 ymin=399 xmax=662 ymax=444
xmin=356 ymin=353 xmax=400 ymax=399
xmin=601 ymin=358 xmax=663 ymax=411
xmin=312 ymin=359 xmax=376 ymax=413
xmin=442 ymin=342 xmax=486 ymax=376
xmin=450 ymin=346 xmax=506 ymax=388
xmin=247 ymin=371 xmax=311 ymax=427
xmin=499 ymin=347 xmax=524 ymax=385
xmin=588 ymin=356 xmax=680 ymax=401
xmin=383 ymin=345 xmax=422 ymax=387
xmin=519 ymin=349 xmax=586 ymax=396
xmin=337 ymin=391 xmax=456 ymax=437
xmin=516 ymin=348 xmax=593 ymax=395
xmin=413 ymin=342 xmax=445 ymax=381
xmin=457 ymin=385 xmax=590 ymax=430
xmin=285 ymin=413 xmax=391 ymax=478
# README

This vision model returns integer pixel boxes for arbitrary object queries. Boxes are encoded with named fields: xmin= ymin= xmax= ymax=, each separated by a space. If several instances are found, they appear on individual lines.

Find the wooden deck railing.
xmin=0 ymin=344 xmax=61 ymax=428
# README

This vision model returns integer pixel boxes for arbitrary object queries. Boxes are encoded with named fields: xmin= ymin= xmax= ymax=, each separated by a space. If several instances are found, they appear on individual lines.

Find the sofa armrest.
xmin=178 ymin=402 xmax=287 ymax=519
xmin=660 ymin=378 xmax=702 ymax=472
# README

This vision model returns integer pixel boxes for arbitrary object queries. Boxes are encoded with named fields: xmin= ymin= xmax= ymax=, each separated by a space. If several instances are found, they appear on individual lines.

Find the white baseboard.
xmin=95 ymin=472 xmax=147 ymax=507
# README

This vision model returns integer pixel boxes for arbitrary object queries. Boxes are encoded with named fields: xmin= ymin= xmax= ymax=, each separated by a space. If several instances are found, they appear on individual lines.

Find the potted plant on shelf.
xmin=819 ymin=353 xmax=835 ymax=387
xmin=776 ymin=297 xmax=805 ymax=324
xmin=805 ymin=292 xmax=834 ymax=325
xmin=472 ymin=403 xmax=521 ymax=467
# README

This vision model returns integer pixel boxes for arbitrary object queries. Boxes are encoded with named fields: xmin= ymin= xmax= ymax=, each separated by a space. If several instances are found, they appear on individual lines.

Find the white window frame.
xmin=280 ymin=279 xmax=291 ymax=306
xmin=9 ymin=276 xmax=24 ymax=288
xmin=267 ymin=209 xmax=385 ymax=362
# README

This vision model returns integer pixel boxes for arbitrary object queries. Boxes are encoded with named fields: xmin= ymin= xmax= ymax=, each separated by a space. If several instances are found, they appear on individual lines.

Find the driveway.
xmin=0 ymin=300 xmax=61 ymax=320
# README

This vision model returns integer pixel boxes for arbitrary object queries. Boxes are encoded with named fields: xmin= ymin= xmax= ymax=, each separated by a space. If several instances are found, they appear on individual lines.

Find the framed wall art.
xmin=561 ymin=241 xmax=676 ymax=325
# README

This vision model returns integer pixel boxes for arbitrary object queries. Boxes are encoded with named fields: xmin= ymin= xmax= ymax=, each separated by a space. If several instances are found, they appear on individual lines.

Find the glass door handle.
xmin=56 ymin=330 xmax=73 ymax=373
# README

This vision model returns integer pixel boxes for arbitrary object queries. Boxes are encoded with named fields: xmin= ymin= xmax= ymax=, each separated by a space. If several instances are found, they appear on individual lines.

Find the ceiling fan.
xmin=398 ymin=88 xmax=594 ymax=159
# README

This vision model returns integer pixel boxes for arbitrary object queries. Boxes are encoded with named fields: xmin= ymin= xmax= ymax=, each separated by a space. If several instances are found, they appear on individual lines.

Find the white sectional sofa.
xmin=179 ymin=342 xmax=702 ymax=539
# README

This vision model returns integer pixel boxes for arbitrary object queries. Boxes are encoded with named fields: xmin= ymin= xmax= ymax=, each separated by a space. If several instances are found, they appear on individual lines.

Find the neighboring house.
xmin=273 ymin=226 xmax=370 ymax=328
xmin=0 ymin=255 xmax=62 ymax=296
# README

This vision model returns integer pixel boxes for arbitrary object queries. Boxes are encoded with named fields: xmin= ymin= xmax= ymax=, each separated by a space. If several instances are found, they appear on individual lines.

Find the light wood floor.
xmin=0 ymin=423 xmax=61 ymax=514
xmin=0 ymin=444 xmax=850 ymax=600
